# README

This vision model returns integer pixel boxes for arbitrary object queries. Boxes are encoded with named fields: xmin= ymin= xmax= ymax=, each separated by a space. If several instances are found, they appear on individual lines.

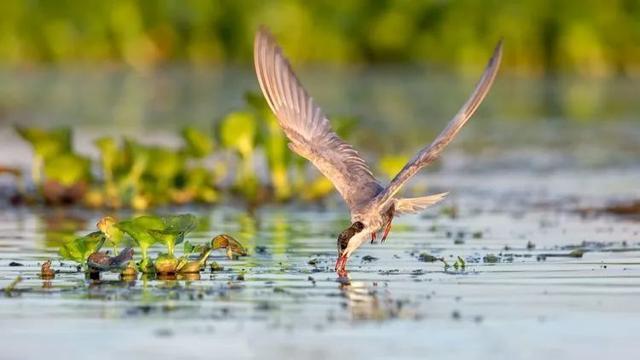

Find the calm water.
xmin=0 ymin=68 xmax=639 ymax=359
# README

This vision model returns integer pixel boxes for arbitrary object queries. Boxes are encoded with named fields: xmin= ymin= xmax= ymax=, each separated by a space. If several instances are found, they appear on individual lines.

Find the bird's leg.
xmin=335 ymin=254 xmax=349 ymax=277
xmin=381 ymin=205 xmax=395 ymax=243
xmin=370 ymin=232 xmax=377 ymax=244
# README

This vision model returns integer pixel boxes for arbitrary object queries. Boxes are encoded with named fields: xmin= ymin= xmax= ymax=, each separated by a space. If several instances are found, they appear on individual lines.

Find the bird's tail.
xmin=395 ymin=192 xmax=448 ymax=215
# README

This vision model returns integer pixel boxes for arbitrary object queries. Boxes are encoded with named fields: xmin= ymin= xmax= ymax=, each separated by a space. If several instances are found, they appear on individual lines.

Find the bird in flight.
xmin=253 ymin=27 xmax=503 ymax=277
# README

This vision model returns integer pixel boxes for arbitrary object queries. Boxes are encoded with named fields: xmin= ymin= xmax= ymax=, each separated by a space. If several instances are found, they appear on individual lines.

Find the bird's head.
xmin=335 ymin=221 xmax=369 ymax=273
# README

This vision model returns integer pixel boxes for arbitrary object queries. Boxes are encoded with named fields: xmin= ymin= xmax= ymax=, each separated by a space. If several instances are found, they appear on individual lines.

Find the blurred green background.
xmin=0 ymin=0 xmax=639 ymax=209
xmin=1 ymin=0 xmax=639 ymax=76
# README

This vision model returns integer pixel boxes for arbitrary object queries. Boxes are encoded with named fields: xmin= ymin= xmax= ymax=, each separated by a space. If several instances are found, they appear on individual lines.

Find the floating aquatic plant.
xmin=154 ymin=253 xmax=180 ymax=274
xmin=120 ymin=261 xmax=138 ymax=280
xmin=453 ymin=256 xmax=466 ymax=270
xmin=211 ymin=234 xmax=248 ymax=259
xmin=97 ymin=216 xmax=124 ymax=252
xmin=115 ymin=217 xmax=159 ymax=272
xmin=176 ymin=245 xmax=213 ymax=274
xmin=53 ymin=213 xmax=245 ymax=279
xmin=115 ymin=214 xmax=197 ymax=272
xmin=58 ymin=231 xmax=107 ymax=264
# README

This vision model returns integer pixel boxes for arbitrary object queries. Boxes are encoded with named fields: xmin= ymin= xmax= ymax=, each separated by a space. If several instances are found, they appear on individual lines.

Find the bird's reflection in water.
xmin=339 ymin=276 xmax=415 ymax=321
xmin=41 ymin=280 xmax=53 ymax=289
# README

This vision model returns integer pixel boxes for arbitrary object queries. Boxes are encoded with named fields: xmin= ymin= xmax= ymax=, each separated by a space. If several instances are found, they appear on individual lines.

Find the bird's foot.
xmin=370 ymin=232 xmax=377 ymax=244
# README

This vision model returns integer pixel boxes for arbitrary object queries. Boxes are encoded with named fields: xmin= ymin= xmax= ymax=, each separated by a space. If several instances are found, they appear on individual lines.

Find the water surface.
xmin=0 ymin=69 xmax=639 ymax=359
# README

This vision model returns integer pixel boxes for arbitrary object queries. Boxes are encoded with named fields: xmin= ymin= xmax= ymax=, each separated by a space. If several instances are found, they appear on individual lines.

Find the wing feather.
xmin=395 ymin=192 xmax=448 ymax=215
xmin=254 ymin=27 xmax=382 ymax=211
xmin=374 ymin=40 xmax=503 ymax=208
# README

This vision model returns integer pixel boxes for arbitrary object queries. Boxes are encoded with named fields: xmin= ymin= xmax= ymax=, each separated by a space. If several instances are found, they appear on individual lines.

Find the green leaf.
xmin=15 ymin=127 xmax=71 ymax=160
xmin=116 ymin=214 xmax=197 ymax=257
xmin=183 ymin=240 xmax=195 ymax=255
xmin=162 ymin=214 xmax=198 ymax=234
xmin=181 ymin=126 xmax=214 ymax=158
xmin=115 ymin=218 xmax=159 ymax=259
xmin=144 ymin=146 xmax=185 ymax=183
xmin=58 ymin=231 xmax=107 ymax=264
xmin=43 ymin=153 xmax=91 ymax=186
xmin=218 ymin=111 xmax=257 ymax=157
xmin=97 ymin=216 xmax=124 ymax=248
xmin=94 ymin=137 xmax=119 ymax=182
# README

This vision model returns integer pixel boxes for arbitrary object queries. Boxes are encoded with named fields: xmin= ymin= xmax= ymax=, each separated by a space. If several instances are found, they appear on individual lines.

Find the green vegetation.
xmin=14 ymin=92 xmax=358 ymax=209
xmin=58 ymin=231 xmax=107 ymax=264
xmin=56 ymin=214 xmax=247 ymax=277
xmin=0 ymin=1 xmax=637 ymax=76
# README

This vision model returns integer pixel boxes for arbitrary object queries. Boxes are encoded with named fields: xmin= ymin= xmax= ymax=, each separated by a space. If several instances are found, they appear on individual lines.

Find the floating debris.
xmin=418 ymin=253 xmax=451 ymax=270
xmin=483 ymin=254 xmax=499 ymax=263
xmin=418 ymin=253 xmax=439 ymax=262
xmin=537 ymin=249 xmax=585 ymax=261
xmin=210 ymin=262 xmax=224 ymax=272
xmin=87 ymin=247 xmax=134 ymax=272
xmin=40 ymin=260 xmax=55 ymax=279
xmin=3 ymin=276 xmax=22 ymax=295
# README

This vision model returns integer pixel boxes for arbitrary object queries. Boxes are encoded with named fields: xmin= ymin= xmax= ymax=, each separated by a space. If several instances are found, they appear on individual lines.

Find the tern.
xmin=253 ymin=27 xmax=502 ymax=276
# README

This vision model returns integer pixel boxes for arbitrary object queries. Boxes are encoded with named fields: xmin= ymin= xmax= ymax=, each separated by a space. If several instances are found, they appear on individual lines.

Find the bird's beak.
xmin=335 ymin=254 xmax=348 ymax=277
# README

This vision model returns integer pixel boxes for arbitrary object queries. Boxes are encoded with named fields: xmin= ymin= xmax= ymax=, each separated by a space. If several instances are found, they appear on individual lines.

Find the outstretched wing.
xmin=374 ymin=40 xmax=503 ymax=209
xmin=395 ymin=192 xmax=448 ymax=215
xmin=254 ymin=27 xmax=382 ymax=211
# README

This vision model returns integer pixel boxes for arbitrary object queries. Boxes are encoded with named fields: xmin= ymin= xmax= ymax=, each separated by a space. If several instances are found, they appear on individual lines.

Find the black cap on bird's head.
xmin=335 ymin=221 xmax=364 ymax=276
xmin=337 ymin=221 xmax=364 ymax=255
